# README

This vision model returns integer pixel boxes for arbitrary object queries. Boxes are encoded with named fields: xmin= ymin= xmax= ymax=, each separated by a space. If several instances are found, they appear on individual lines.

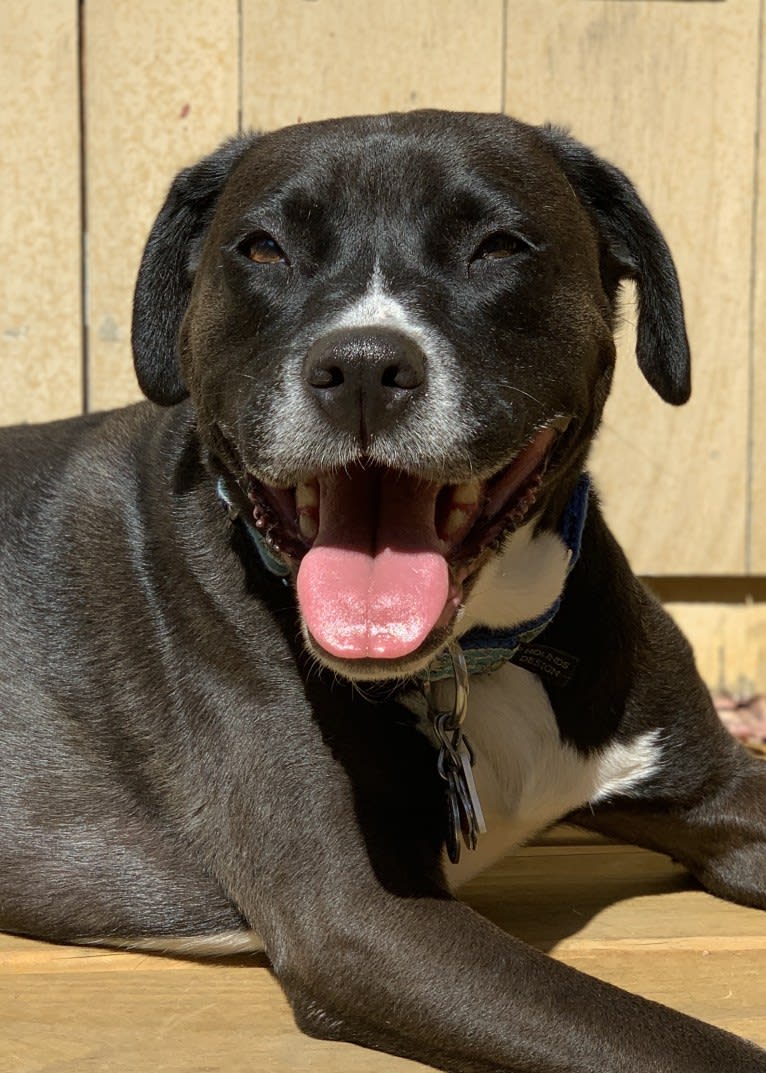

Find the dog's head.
xmin=132 ymin=111 xmax=689 ymax=681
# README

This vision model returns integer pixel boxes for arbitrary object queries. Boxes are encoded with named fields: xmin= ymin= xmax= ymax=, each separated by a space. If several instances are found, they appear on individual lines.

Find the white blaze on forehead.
xmin=330 ymin=264 xmax=431 ymax=338
xmin=308 ymin=261 xmax=474 ymax=459
xmin=328 ymin=263 xmax=464 ymax=413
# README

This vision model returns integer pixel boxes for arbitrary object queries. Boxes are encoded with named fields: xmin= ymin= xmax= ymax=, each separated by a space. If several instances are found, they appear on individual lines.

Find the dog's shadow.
xmin=457 ymin=828 xmax=696 ymax=954
xmin=189 ymin=831 xmax=696 ymax=968
xmin=83 ymin=832 xmax=693 ymax=972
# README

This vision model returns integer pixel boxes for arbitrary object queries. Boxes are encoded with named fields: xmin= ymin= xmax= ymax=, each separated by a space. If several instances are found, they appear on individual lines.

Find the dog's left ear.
xmin=132 ymin=133 xmax=259 ymax=406
xmin=540 ymin=126 xmax=691 ymax=405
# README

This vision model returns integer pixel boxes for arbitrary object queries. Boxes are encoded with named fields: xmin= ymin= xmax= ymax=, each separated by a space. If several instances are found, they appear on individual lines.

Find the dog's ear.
xmin=540 ymin=126 xmax=691 ymax=405
xmin=132 ymin=134 xmax=258 ymax=406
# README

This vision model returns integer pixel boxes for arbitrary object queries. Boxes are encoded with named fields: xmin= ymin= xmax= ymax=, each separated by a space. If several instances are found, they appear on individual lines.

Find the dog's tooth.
xmin=295 ymin=481 xmax=319 ymax=542
xmin=298 ymin=512 xmax=318 ymax=542
xmin=450 ymin=479 xmax=482 ymax=509
xmin=437 ymin=479 xmax=482 ymax=544
xmin=443 ymin=507 xmax=470 ymax=541
xmin=295 ymin=481 xmax=319 ymax=543
xmin=295 ymin=481 xmax=319 ymax=510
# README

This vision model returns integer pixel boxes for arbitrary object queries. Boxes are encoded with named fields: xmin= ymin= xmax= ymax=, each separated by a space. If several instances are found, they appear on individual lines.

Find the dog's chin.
xmin=300 ymin=621 xmax=456 ymax=683
xmin=239 ymin=421 xmax=567 ymax=682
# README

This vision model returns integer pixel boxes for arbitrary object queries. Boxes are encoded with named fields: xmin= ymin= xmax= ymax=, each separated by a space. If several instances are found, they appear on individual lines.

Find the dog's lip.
xmin=242 ymin=418 xmax=568 ymax=569
xmin=241 ymin=420 xmax=567 ymax=669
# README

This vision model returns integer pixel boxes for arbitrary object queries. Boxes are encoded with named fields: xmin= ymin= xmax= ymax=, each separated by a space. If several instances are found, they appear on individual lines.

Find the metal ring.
xmin=445 ymin=642 xmax=469 ymax=727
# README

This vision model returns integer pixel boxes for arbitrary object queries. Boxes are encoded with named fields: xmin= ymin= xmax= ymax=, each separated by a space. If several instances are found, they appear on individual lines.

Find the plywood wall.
xmin=754 ymin=14 xmax=766 ymax=577
xmin=668 ymin=601 xmax=766 ymax=700
xmin=1 ymin=0 xmax=764 ymax=599
xmin=242 ymin=0 xmax=505 ymax=126
xmin=84 ymin=0 xmax=240 ymax=411
xmin=0 ymin=0 xmax=82 ymax=425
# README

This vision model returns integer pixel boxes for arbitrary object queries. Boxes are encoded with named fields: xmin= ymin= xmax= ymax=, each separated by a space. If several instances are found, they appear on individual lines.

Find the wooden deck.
xmin=3 ymin=829 xmax=765 ymax=1072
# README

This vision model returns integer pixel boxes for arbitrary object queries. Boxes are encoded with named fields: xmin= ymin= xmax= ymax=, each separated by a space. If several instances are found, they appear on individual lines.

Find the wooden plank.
xmin=666 ymin=601 xmax=766 ymax=695
xmin=503 ymin=0 xmax=760 ymax=575
xmin=2 ymin=843 xmax=765 ymax=1071
xmin=533 ymin=823 xmax=618 ymax=847
xmin=464 ymin=846 xmax=766 ymax=1048
xmin=241 ymin=0 xmax=504 ymax=130
xmin=84 ymin=0 xmax=239 ymax=413
xmin=753 ymin=12 xmax=766 ymax=572
xmin=463 ymin=846 xmax=766 ymax=945
xmin=1 ymin=967 xmax=430 ymax=1073
xmin=0 ymin=0 xmax=81 ymax=426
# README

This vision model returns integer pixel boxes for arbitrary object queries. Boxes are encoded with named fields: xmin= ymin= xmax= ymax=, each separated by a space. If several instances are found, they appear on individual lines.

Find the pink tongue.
xmin=296 ymin=469 xmax=449 ymax=660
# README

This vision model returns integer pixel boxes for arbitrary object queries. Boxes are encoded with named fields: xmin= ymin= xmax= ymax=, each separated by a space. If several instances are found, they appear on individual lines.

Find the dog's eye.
xmin=243 ymin=232 xmax=287 ymax=265
xmin=472 ymin=232 xmax=526 ymax=262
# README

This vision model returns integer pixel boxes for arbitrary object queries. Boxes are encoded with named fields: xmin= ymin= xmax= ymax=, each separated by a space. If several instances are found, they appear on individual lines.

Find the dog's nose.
xmin=303 ymin=328 xmax=426 ymax=440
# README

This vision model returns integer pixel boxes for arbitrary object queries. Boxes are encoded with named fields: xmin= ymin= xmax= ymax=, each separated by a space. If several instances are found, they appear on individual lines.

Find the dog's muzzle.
xmin=239 ymin=422 xmax=563 ymax=665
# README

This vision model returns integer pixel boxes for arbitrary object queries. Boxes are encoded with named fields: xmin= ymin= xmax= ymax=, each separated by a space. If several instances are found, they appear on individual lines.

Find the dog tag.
xmin=435 ymin=722 xmax=486 ymax=863
xmin=458 ymin=738 xmax=487 ymax=836
xmin=425 ymin=642 xmax=487 ymax=864
xmin=444 ymin=737 xmax=485 ymax=860
xmin=444 ymin=773 xmax=463 ymax=865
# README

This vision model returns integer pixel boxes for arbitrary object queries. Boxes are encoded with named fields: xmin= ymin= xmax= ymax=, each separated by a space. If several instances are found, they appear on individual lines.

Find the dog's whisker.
xmin=497 ymin=381 xmax=546 ymax=410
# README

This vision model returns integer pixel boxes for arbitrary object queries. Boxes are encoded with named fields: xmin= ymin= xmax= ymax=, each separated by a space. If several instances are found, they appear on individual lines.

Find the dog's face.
xmin=133 ymin=111 xmax=689 ymax=680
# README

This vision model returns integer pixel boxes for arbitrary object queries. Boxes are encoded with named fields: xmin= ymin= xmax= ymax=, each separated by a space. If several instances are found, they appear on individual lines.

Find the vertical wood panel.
xmin=666 ymin=602 xmax=766 ymax=696
xmin=752 ymin=3 xmax=766 ymax=573
xmin=241 ymin=0 xmax=504 ymax=129
xmin=85 ymin=0 xmax=239 ymax=412
xmin=503 ymin=0 xmax=759 ymax=575
xmin=0 ymin=0 xmax=81 ymax=425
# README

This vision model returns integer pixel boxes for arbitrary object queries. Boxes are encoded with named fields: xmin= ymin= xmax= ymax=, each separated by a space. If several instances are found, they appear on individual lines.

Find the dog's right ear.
xmin=132 ymin=134 xmax=258 ymax=406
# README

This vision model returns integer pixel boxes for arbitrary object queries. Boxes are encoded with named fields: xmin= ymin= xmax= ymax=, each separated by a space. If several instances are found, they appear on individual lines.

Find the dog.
xmin=1 ymin=110 xmax=765 ymax=1072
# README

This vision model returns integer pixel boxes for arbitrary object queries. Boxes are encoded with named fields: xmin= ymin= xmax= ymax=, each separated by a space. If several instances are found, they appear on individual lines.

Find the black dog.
xmin=2 ymin=111 xmax=765 ymax=1072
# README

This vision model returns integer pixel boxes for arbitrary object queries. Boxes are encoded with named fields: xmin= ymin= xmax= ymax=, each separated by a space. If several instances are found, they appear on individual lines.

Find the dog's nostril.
xmin=307 ymin=365 xmax=344 ymax=389
xmin=382 ymin=363 xmax=423 ymax=391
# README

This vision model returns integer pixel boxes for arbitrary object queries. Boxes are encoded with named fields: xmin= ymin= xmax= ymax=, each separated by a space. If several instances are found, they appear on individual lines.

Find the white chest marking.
xmin=443 ymin=663 xmax=662 ymax=888
xmin=458 ymin=521 xmax=572 ymax=634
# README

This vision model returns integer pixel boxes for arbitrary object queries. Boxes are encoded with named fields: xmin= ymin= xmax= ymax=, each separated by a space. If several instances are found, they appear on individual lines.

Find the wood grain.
xmin=0 ymin=0 xmax=82 ymax=425
xmin=2 ymin=840 xmax=764 ymax=1072
xmin=502 ymin=0 xmax=761 ymax=575
xmin=84 ymin=0 xmax=240 ymax=412
xmin=667 ymin=601 xmax=766 ymax=695
xmin=753 ymin=2 xmax=766 ymax=573
xmin=241 ymin=0 xmax=504 ymax=129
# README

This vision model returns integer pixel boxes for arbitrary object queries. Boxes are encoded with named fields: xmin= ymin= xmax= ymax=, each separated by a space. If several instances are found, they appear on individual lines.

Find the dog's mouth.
xmin=244 ymin=423 xmax=563 ymax=665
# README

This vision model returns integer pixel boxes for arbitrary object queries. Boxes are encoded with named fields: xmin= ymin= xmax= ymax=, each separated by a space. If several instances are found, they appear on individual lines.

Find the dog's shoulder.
xmin=0 ymin=401 xmax=194 ymax=506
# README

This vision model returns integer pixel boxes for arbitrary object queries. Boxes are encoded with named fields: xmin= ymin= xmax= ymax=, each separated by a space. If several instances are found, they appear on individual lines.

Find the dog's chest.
xmin=429 ymin=663 xmax=661 ymax=888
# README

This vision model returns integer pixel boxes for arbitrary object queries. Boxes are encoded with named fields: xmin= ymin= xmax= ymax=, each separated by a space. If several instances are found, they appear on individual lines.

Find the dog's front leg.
xmin=182 ymin=686 xmax=766 ymax=1073
xmin=573 ymin=717 xmax=766 ymax=912
xmin=274 ymin=894 xmax=766 ymax=1073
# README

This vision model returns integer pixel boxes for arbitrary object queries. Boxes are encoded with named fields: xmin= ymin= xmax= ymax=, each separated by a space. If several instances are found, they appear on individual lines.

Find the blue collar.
xmin=218 ymin=473 xmax=590 ymax=680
